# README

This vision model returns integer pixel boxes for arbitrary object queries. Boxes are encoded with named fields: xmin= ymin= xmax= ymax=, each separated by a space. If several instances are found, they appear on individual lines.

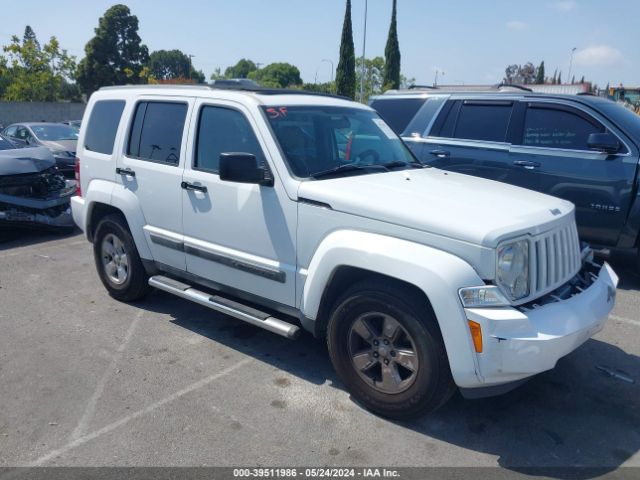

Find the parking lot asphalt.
xmin=0 ymin=228 xmax=638 ymax=473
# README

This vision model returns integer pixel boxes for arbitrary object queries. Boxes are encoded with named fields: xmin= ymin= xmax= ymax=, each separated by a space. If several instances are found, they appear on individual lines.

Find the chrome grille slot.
xmin=525 ymin=222 xmax=582 ymax=304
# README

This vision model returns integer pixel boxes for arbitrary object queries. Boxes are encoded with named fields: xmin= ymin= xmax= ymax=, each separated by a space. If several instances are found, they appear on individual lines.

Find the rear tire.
xmin=93 ymin=213 xmax=150 ymax=302
xmin=327 ymin=279 xmax=455 ymax=419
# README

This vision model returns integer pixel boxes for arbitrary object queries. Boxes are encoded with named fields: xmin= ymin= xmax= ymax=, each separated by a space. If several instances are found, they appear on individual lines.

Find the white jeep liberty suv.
xmin=71 ymin=85 xmax=618 ymax=419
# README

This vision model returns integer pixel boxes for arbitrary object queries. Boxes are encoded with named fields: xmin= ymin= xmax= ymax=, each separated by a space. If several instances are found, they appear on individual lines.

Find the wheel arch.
xmin=301 ymin=230 xmax=485 ymax=387
xmin=85 ymin=182 xmax=152 ymax=260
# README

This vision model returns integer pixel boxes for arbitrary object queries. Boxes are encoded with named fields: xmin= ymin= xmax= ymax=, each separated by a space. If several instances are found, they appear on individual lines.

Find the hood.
xmin=0 ymin=147 xmax=56 ymax=175
xmin=297 ymin=168 xmax=575 ymax=247
xmin=40 ymin=139 xmax=77 ymax=153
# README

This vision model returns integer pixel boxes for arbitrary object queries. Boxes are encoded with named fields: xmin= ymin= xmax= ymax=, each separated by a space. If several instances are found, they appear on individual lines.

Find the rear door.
xmin=510 ymin=100 xmax=636 ymax=245
xmin=421 ymin=99 xmax=518 ymax=185
xmin=116 ymin=97 xmax=194 ymax=270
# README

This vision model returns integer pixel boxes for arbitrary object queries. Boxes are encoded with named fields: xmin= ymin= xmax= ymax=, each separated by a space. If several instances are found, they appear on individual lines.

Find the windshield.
xmin=599 ymin=102 xmax=640 ymax=141
xmin=262 ymin=106 xmax=416 ymax=178
xmin=31 ymin=124 xmax=79 ymax=141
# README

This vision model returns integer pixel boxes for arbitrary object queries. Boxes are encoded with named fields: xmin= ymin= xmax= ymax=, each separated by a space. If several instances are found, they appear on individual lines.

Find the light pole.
xmin=359 ymin=0 xmax=368 ymax=102
xmin=434 ymin=70 xmax=444 ymax=87
xmin=567 ymin=47 xmax=577 ymax=85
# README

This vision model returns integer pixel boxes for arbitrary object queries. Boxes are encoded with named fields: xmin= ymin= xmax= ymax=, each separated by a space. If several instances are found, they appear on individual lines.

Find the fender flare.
xmin=85 ymin=180 xmax=152 ymax=260
xmin=301 ymin=230 xmax=485 ymax=387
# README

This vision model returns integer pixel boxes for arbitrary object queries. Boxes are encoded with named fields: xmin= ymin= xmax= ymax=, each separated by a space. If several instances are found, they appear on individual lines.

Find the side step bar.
xmin=148 ymin=275 xmax=300 ymax=339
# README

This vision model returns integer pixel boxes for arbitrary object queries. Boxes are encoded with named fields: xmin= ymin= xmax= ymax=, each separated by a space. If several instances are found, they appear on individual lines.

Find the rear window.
xmin=453 ymin=102 xmax=513 ymax=142
xmin=369 ymin=97 xmax=427 ymax=135
xmin=84 ymin=100 xmax=125 ymax=155
xmin=127 ymin=101 xmax=187 ymax=164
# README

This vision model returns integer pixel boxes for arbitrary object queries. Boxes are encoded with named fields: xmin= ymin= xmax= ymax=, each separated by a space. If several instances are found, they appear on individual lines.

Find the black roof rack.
xmin=100 ymin=83 xmax=349 ymax=100
xmin=494 ymin=83 xmax=533 ymax=92
xmin=408 ymin=84 xmax=439 ymax=90
xmin=207 ymin=83 xmax=349 ymax=100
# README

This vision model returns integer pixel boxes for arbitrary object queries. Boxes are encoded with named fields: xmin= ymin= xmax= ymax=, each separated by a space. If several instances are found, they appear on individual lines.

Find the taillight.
xmin=74 ymin=157 xmax=82 ymax=197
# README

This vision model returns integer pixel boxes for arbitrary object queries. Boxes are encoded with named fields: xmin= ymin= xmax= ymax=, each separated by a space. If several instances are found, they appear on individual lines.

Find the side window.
xmin=452 ymin=102 xmax=513 ymax=142
xmin=195 ymin=106 xmax=265 ymax=173
xmin=5 ymin=126 xmax=17 ymax=137
xmin=127 ymin=101 xmax=187 ymax=164
xmin=16 ymin=127 xmax=28 ymax=140
xmin=522 ymin=105 xmax=604 ymax=150
xmin=84 ymin=100 xmax=125 ymax=154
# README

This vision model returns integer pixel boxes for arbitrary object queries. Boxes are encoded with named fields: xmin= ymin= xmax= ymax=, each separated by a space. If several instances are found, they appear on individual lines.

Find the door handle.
xmin=430 ymin=149 xmax=450 ymax=159
xmin=181 ymin=181 xmax=208 ymax=193
xmin=116 ymin=167 xmax=136 ymax=177
xmin=513 ymin=160 xmax=541 ymax=170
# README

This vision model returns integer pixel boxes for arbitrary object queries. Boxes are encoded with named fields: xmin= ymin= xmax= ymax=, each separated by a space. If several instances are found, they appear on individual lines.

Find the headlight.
xmin=496 ymin=240 xmax=529 ymax=301
xmin=52 ymin=150 xmax=73 ymax=158
xmin=459 ymin=286 xmax=510 ymax=307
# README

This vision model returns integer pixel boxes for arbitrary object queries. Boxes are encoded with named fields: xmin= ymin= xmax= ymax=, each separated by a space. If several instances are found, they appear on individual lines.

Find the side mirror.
xmin=587 ymin=133 xmax=620 ymax=154
xmin=219 ymin=153 xmax=273 ymax=186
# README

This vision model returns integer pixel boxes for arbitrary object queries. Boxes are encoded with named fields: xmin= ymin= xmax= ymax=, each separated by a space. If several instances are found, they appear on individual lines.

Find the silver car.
xmin=1 ymin=122 xmax=78 ymax=177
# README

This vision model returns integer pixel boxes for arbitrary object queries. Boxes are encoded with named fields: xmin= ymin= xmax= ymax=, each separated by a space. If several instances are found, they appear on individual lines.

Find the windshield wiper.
xmin=310 ymin=163 xmax=389 ymax=179
xmin=381 ymin=160 xmax=430 ymax=170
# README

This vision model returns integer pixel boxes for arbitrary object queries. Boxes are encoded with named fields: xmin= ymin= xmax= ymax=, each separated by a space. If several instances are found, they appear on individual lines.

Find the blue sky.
xmin=0 ymin=0 xmax=636 ymax=88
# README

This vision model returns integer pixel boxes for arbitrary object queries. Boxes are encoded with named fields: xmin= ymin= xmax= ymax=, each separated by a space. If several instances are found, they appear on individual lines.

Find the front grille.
xmin=530 ymin=222 xmax=582 ymax=299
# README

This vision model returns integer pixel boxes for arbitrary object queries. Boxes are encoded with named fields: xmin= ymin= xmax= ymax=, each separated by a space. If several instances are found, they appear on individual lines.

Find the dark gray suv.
xmin=370 ymin=88 xmax=640 ymax=256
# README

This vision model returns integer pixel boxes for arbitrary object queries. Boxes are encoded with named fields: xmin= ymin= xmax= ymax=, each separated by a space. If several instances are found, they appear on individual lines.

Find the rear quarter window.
xmin=84 ymin=100 xmax=126 ymax=155
xmin=369 ymin=97 xmax=427 ymax=135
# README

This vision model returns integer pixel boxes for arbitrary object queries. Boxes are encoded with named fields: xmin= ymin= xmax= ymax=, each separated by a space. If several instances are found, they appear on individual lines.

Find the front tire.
xmin=327 ymin=279 xmax=455 ymax=419
xmin=93 ymin=213 xmax=150 ymax=302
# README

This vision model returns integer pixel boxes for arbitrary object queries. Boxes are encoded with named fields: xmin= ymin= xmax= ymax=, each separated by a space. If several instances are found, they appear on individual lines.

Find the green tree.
xmin=355 ymin=56 xmax=385 ymax=102
xmin=148 ymin=49 xmax=191 ymax=80
xmin=301 ymin=82 xmax=335 ymax=94
xmin=580 ymin=75 xmax=585 ymax=84
xmin=209 ymin=67 xmax=224 ymax=81
xmin=535 ymin=61 xmax=545 ymax=84
xmin=2 ymin=28 xmax=76 ymax=101
xmin=335 ymin=0 xmax=356 ymax=99
xmin=552 ymin=69 xmax=557 ymax=84
xmin=383 ymin=0 xmax=401 ymax=91
xmin=225 ymin=58 xmax=257 ymax=79
xmin=76 ymin=4 xmax=149 ymax=96
xmin=557 ymin=71 xmax=562 ymax=84
xmin=250 ymin=62 xmax=301 ymax=88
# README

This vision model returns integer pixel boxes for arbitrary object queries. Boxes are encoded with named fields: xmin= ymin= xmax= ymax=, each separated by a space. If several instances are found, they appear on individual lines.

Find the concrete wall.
xmin=0 ymin=102 xmax=86 ymax=127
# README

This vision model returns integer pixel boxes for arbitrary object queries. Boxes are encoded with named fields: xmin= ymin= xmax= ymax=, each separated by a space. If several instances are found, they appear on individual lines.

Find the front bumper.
xmin=463 ymin=262 xmax=618 ymax=389
xmin=0 ymin=180 xmax=75 ymax=229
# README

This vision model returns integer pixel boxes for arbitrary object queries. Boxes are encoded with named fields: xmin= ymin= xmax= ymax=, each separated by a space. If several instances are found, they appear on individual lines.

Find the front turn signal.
xmin=468 ymin=320 xmax=483 ymax=353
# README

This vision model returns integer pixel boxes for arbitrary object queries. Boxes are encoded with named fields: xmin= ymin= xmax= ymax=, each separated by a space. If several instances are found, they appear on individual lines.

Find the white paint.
xmin=69 ymin=310 xmax=143 ymax=441
xmin=25 ymin=358 xmax=252 ymax=467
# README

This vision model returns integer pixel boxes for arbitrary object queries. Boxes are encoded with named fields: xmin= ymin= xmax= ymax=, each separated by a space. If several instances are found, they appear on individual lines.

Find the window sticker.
xmin=372 ymin=118 xmax=397 ymax=139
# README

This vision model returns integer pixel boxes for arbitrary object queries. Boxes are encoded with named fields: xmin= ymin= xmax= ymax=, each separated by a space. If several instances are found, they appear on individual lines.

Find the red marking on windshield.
xmin=266 ymin=107 xmax=288 ymax=119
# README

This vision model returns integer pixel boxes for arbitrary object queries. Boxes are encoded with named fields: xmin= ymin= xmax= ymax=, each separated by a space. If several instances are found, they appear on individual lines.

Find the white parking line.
xmin=69 ymin=310 xmax=144 ymax=441
xmin=610 ymin=314 xmax=640 ymax=328
xmin=24 ymin=358 xmax=253 ymax=467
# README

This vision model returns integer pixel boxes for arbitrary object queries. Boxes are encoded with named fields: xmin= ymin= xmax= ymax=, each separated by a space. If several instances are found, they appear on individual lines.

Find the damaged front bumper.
xmin=461 ymin=260 xmax=618 ymax=396
xmin=0 ymin=177 xmax=76 ymax=228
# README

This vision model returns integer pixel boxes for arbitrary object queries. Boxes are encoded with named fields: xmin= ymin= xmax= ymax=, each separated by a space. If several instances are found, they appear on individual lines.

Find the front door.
xmin=116 ymin=98 xmax=194 ymax=270
xmin=181 ymin=100 xmax=297 ymax=307
xmin=510 ymin=101 xmax=637 ymax=246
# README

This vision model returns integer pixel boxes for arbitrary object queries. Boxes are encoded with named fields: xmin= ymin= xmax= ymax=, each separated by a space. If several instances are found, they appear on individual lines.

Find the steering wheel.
xmin=354 ymin=149 xmax=380 ymax=165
